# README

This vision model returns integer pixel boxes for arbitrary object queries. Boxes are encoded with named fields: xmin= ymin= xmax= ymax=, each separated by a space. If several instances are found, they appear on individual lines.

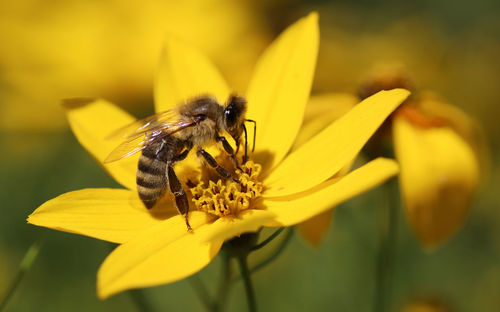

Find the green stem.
xmin=128 ymin=289 xmax=155 ymax=312
xmin=214 ymin=253 xmax=232 ymax=311
xmin=237 ymin=256 xmax=256 ymax=312
xmin=250 ymin=228 xmax=293 ymax=275
xmin=230 ymin=228 xmax=294 ymax=285
xmin=0 ymin=240 xmax=43 ymax=312
xmin=374 ymin=179 xmax=399 ymax=312
xmin=188 ymin=274 xmax=215 ymax=312
xmin=250 ymin=228 xmax=284 ymax=251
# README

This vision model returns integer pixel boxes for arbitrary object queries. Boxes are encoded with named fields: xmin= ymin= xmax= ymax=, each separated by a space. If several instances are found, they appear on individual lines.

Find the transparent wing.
xmin=104 ymin=130 xmax=165 ymax=163
xmin=104 ymin=114 xmax=201 ymax=163
xmin=106 ymin=110 xmax=179 ymax=141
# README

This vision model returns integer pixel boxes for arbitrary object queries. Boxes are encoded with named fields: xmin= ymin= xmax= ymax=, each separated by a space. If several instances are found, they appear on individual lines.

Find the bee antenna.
xmin=245 ymin=119 xmax=257 ymax=152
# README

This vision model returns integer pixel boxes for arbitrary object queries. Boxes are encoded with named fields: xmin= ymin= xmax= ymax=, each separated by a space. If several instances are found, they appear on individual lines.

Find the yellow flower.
xmin=309 ymin=66 xmax=482 ymax=249
xmin=28 ymin=13 xmax=409 ymax=298
xmin=393 ymin=95 xmax=481 ymax=249
xmin=361 ymin=66 xmax=482 ymax=249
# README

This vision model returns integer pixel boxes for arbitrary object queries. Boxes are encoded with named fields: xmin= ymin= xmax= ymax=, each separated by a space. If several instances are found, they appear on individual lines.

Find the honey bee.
xmin=104 ymin=95 xmax=256 ymax=230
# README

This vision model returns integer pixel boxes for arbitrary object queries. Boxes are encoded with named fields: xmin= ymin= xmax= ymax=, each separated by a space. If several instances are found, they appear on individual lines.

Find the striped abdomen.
xmin=137 ymin=147 xmax=168 ymax=209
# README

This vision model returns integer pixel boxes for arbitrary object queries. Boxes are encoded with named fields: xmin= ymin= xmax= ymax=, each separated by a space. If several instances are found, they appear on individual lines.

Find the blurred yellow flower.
xmin=363 ymin=67 xmax=482 ymax=249
xmin=27 ymin=13 xmax=410 ymax=298
xmin=0 ymin=0 xmax=266 ymax=131
xmin=300 ymin=67 xmax=483 ymax=249
xmin=393 ymin=97 xmax=481 ymax=249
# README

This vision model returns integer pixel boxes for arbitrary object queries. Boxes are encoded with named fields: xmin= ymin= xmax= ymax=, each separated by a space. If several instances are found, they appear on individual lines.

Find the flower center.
xmin=189 ymin=160 xmax=263 ymax=217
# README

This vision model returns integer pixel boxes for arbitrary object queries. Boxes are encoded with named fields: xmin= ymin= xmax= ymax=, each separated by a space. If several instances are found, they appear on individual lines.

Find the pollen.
xmin=189 ymin=161 xmax=263 ymax=217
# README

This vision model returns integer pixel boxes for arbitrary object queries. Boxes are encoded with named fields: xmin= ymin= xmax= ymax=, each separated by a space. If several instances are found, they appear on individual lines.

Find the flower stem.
xmin=374 ymin=179 xmax=399 ymax=312
xmin=250 ymin=228 xmax=293 ymax=275
xmin=188 ymin=274 xmax=215 ymax=312
xmin=128 ymin=289 xmax=155 ymax=312
xmin=215 ymin=253 xmax=232 ymax=311
xmin=231 ymin=228 xmax=294 ymax=284
xmin=0 ymin=240 xmax=43 ymax=312
xmin=237 ymin=256 xmax=256 ymax=312
xmin=250 ymin=228 xmax=284 ymax=251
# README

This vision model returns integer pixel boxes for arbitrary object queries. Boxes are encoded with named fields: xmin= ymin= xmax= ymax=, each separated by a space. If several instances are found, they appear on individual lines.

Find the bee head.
xmin=223 ymin=95 xmax=247 ymax=140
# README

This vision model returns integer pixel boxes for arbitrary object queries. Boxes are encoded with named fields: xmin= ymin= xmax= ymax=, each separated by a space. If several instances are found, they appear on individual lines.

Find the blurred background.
xmin=0 ymin=0 xmax=499 ymax=311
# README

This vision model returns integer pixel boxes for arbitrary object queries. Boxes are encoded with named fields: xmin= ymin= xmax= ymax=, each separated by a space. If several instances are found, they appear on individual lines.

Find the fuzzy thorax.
xmin=189 ymin=161 xmax=263 ymax=217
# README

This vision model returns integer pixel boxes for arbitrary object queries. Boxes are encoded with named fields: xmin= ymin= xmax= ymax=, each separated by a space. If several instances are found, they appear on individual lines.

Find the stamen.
xmin=189 ymin=161 xmax=263 ymax=217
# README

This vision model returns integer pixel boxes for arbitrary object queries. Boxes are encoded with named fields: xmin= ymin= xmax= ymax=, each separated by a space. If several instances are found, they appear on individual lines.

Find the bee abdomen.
xmin=137 ymin=155 xmax=167 ymax=209
xmin=138 ymin=155 xmax=164 ymax=174
xmin=137 ymin=173 xmax=164 ymax=188
xmin=137 ymin=187 xmax=164 ymax=209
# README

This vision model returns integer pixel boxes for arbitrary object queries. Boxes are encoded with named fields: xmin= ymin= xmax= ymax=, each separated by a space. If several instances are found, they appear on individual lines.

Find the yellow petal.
xmin=27 ymin=189 xmax=169 ymax=244
xmin=246 ymin=12 xmax=319 ymax=172
xmin=264 ymin=158 xmax=399 ymax=226
xmin=97 ymin=211 xmax=220 ymax=299
xmin=417 ymin=95 xmax=489 ymax=176
xmin=202 ymin=209 xmax=276 ymax=243
xmin=264 ymin=89 xmax=409 ymax=197
xmin=64 ymin=98 xmax=138 ymax=190
xmin=297 ymin=210 xmax=333 ymax=247
xmin=292 ymin=93 xmax=358 ymax=151
xmin=155 ymin=37 xmax=230 ymax=112
xmin=393 ymin=116 xmax=480 ymax=249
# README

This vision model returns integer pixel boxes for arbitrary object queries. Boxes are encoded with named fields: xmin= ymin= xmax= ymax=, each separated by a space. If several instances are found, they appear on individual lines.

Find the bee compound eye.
xmin=224 ymin=107 xmax=237 ymax=128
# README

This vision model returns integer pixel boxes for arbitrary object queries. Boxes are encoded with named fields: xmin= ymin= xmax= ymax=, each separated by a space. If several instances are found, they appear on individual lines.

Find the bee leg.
xmin=172 ymin=141 xmax=193 ymax=163
xmin=166 ymin=164 xmax=192 ymax=231
xmin=197 ymin=149 xmax=241 ymax=184
xmin=216 ymin=136 xmax=242 ymax=170
xmin=172 ymin=147 xmax=191 ymax=162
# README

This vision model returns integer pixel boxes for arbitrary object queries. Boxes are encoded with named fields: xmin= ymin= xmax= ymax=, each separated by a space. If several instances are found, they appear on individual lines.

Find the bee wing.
xmin=103 ymin=130 xmax=165 ymax=163
xmin=103 ymin=117 xmax=201 ymax=163
xmin=105 ymin=110 xmax=179 ymax=141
